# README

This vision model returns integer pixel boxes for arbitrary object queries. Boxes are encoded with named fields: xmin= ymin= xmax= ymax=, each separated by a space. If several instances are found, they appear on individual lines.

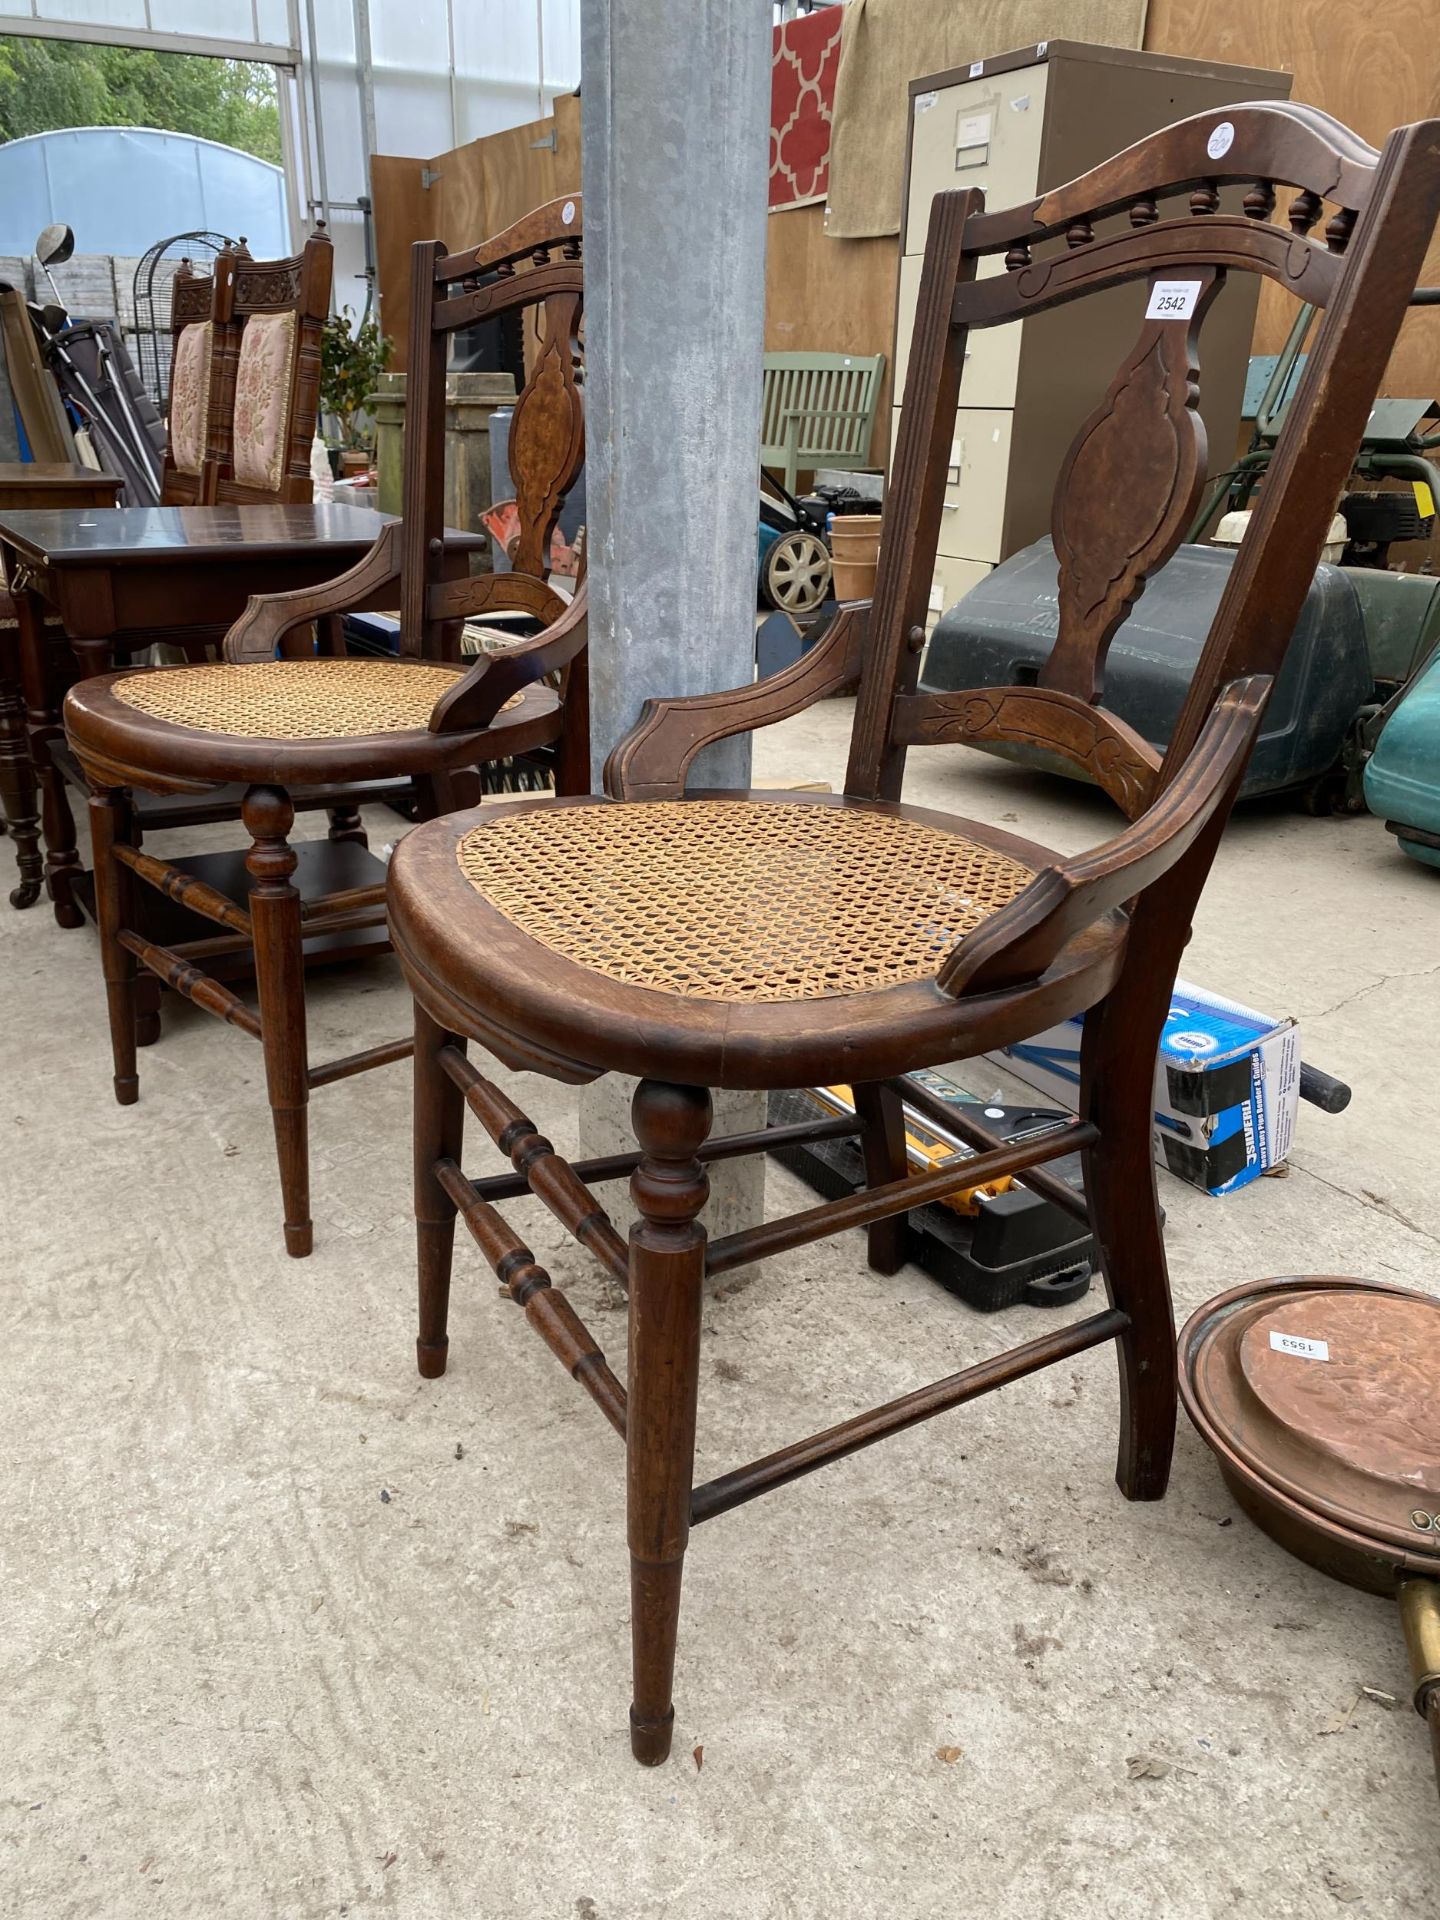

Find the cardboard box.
xmin=986 ymin=979 xmax=1301 ymax=1196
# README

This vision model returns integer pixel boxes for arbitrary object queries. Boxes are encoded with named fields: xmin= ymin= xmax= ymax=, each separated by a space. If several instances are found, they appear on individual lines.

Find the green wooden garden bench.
xmin=760 ymin=350 xmax=885 ymax=492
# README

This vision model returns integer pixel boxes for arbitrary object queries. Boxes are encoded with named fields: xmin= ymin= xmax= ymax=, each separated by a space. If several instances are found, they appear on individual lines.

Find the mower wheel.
xmin=762 ymin=529 xmax=831 ymax=614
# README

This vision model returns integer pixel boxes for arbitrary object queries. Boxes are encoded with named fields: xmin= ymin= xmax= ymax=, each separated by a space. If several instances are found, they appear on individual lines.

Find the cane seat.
xmin=109 ymin=658 xmax=528 ymax=739
xmin=387 ymin=790 xmax=1130 ymax=1089
xmin=64 ymin=658 xmax=558 ymax=789
xmin=455 ymin=798 xmax=1033 ymax=999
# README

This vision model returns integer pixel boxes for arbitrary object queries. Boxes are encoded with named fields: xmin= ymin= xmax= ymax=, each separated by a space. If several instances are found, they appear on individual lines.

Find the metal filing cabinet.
xmin=893 ymin=40 xmax=1290 ymax=626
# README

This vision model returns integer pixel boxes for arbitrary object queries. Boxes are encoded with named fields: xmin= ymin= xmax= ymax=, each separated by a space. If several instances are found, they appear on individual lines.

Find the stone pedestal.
xmin=576 ymin=0 xmax=773 ymax=1231
xmin=369 ymin=370 xmax=517 ymax=549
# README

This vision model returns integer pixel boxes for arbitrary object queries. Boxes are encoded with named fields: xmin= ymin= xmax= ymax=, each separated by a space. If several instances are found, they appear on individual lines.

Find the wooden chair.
xmin=211 ymin=228 xmax=332 ymax=507
xmin=62 ymin=197 xmax=588 ymax=1257
xmin=383 ymin=106 xmax=1440 ymax=1763
xmin=158 ymin=254 xmax=230 ymax=507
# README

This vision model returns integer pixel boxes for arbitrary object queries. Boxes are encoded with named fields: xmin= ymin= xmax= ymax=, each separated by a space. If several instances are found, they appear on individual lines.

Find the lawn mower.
xmin=757 ymin=471 xmax=882 ymax=615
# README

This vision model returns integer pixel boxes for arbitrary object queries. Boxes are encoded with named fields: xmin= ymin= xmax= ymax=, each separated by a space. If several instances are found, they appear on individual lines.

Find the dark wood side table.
xmin=0 ymin=464 xmax=124 ymax=511
xmin=0 ymin=504 xmax=482 ymax=923
xmin=0 ymin=465 xmax=123 ymax=907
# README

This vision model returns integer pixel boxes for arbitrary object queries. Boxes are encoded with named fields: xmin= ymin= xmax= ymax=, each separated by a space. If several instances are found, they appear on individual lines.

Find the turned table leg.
xmin=15 ymin=592 xmax=82 ymax=927
xmin=0 ymin=635 xmax=42 ymax=910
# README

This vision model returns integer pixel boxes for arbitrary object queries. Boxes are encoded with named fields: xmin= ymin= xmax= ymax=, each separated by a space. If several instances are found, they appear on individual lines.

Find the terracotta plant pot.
xmin=829 ymin=512 xmax=881 ymax=602
xmin=830 ymin=558 xmax=878 ymax=600
xmin=339 ymin=447 xmax=371 ymax=477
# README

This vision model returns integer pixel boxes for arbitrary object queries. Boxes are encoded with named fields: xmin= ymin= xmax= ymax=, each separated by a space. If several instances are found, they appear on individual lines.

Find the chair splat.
xmin=1041 ymin=268 xmax=1221 ymax=704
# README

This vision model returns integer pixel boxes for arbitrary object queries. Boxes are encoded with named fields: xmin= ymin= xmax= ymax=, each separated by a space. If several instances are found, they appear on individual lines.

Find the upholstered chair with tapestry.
xmin=159 ymin=254 xmax=232 ymax=506
xmin=2 ymin=258 xmax=228 ymax=912
xmin=29 ymin=234 xmax=341 ymax=874
xmin=211 ymin=228 xmax=332 ymax=505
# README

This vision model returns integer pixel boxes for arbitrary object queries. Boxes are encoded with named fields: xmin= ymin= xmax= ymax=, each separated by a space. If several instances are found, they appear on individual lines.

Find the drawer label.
xmin=1269 ymin=1330 xmax=1330 ymax=1362
xmin=1146 ymin=280 xmax=1203 ymax=321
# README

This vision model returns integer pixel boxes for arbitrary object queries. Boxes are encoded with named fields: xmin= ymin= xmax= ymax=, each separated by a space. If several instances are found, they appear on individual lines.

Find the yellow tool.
xmin=811 ymin=1084 xmax=1014 ymax=1217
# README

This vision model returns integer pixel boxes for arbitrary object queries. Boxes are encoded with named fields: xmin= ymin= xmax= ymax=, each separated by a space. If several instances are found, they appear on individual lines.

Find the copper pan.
xmin=1179 ymin=1275 xmax=1440 ymax=1799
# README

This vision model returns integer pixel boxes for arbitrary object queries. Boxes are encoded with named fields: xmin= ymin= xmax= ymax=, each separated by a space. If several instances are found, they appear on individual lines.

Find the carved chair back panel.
xmin=851 ymin=103 xmax=1439 ymax=835
xmin=836 ymin=100 xmax=1440 ymax=997
xmin=400 ymin=197 xmax=584 ymax=659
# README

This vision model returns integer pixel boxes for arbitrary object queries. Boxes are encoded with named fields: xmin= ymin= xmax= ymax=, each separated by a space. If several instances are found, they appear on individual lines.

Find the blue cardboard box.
xmin=986 ymin=978 xmax=1301 ymax=1196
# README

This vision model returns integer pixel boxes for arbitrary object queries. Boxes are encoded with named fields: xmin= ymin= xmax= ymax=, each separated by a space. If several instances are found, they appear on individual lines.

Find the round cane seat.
xmin=109 ymin=657 xmax=501 ymax=739
xmin=387 ymin=792 xmax=1131 ymax=1090
xmin=453 ymin=798 xmax=1034 ymax=1003
xmin=63 ymin=656 xmax=561 ymax=790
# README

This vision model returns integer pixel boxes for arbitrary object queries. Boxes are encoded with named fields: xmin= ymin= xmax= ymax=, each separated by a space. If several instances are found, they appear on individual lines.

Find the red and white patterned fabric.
xmin=769 ymin=7 xmax=844 ymax=214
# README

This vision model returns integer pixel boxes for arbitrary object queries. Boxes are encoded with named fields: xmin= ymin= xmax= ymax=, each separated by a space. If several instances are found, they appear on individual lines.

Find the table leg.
xmin=16 ymin=588 xmax=83 ymax=928
xmin=0 ymin=633 xmax=42 ymax=909
xmin=70 ymin=634 xmax=116 ymax=679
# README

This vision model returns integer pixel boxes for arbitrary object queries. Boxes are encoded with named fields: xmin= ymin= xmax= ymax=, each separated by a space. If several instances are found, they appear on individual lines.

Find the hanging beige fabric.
xmin=824 ymin=0 xmax=1147 ymax=240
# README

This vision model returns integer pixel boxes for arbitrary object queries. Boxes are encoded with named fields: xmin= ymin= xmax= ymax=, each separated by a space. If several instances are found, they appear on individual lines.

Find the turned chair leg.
xmin=854 ymin=1081 xmax=910 ymax=1276
xmin=1080 ymin=992 xmax=1176 ymax=1503
xmin=627 ymin=1078 xmax=712 ymax=1765
xmin=135 ymin=975 xmax=163 ymax=1048
xmin=243 ymin=783 xmax=312 ymax=1258
xmin=326 ymin=803 xmax=368 ymax=846
xmin=415 ymin=1004 xmax=466 ymax=1377
xmin=88 ymin=785 xmax=140 ymax=1105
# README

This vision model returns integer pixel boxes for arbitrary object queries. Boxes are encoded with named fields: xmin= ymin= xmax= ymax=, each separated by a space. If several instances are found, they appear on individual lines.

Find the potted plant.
xmin=320 ymin=305 xmax=393 ymax=476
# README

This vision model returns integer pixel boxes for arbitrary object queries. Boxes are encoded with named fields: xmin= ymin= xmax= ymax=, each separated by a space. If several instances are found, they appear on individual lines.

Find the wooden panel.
xmin=1144 ymin=0 xmax=1440 ymax=397
xmin=764 ymin=204 xmax=898 ymax=470
xmin=371 ymin=95 xmax=582 ymax=375
xmin=372 ymin=153 xmax=433 ymax=373
xmin=481 ymin=93 xmax=582 ymax=238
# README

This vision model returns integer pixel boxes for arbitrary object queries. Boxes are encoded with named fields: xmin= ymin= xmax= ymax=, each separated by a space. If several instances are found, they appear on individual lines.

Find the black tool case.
xmin=921 ymin=540 xmax=1371 ymax=800
xmin=766 ymin=1087 xmax=1095 ymax=1313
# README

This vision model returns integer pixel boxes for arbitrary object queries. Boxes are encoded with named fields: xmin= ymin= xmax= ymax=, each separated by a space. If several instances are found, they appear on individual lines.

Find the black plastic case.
xmin=766 ymin=1088 xmax=1095 ymax=1314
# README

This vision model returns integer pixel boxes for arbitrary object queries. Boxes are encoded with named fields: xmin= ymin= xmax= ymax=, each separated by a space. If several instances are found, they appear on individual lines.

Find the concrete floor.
xmin=3 ymin=698 xmax=1438 ymax=1919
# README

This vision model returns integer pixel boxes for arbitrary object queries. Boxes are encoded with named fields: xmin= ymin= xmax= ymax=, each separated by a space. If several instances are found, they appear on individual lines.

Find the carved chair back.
xmin=160 ymin=253 xmax=232 ymax=506
xmin=222 ymin=199 xmax=588 ymax=775
xmin=838 ymin=102 xmax=1440 ymax=992
xmin=398 ymin=196 xmax=584 ymax=654
xmin=209 ymin=227 xmax=333 ymax=506
xmin=609 ymin=106 xmax=1440 ymax=999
